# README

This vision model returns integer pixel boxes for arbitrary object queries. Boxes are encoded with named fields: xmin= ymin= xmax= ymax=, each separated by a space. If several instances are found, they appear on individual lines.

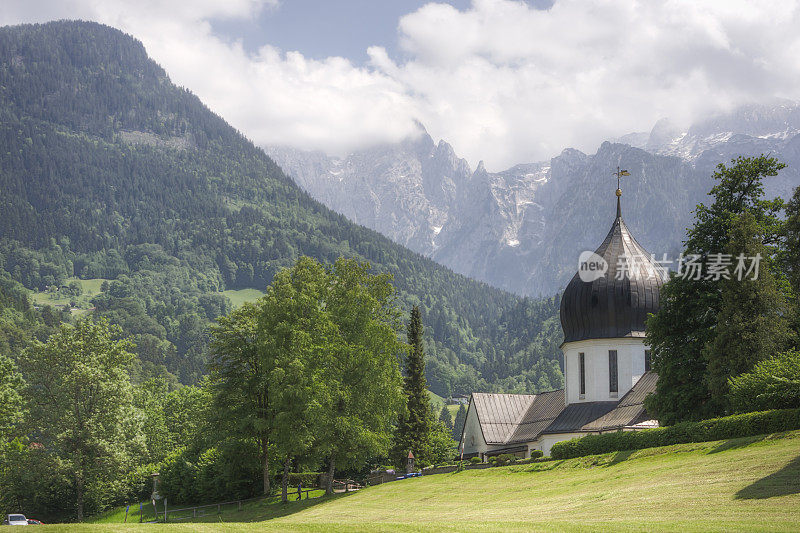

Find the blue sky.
xmin=211 ymin=1 xmax=473 ymax=63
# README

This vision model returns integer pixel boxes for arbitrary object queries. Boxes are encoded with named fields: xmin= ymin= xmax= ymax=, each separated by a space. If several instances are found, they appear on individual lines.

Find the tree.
xmin=783 ymin=185 xmax=800 ymax=340
xmin=0 ymin=353 xmax=24 ymax=440
xmin=453 ymin=404 xmax=467 ymax=442
xmin=315 ymin=258 xmax=405 ymax=494
xmin=703 ymin=212 xmax=793 ymax=411
xmin=211 ymin=257 xmax=404 ymax=498
xmin=646 ymin=155 xmax=787 ymax=423
xmin=729 ymin=350 xmax=800 ymax=413
xmin=438 ymin=405 xmax=454 ymax=434
xmin=391 ymin=306 xmax=434 ymax=467
xmin=18 ymin=318 xmax=138 ymax=521
xmin=209 ymin=303 xmax=272 ymax=494
xmin=255 ymin=258 xmax=330 ymax=502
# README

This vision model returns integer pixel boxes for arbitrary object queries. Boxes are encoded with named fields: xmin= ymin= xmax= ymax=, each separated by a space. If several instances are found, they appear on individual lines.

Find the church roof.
xmin=467 ymin=372 xmax=659 ymax=445
xmin=560 ymin=198 xmax=666 ymax=343
xmin=541 ymin=371 xmax=659 ymax=434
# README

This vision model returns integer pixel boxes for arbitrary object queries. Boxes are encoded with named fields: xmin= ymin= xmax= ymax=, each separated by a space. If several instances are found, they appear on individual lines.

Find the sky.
xmin=2 ymin=0 xmax=800 ymax=171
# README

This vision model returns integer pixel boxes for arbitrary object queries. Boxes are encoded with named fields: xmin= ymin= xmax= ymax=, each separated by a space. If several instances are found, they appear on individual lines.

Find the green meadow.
xmin=57 ymin=430 xmax=800 ymax=532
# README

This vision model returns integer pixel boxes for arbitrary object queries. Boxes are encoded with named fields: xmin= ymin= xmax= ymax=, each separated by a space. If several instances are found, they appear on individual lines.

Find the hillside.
xmin=72 ymin=430 xmax=800 ymax=531
xmin=0 ymin=21 xmax=563 ymax=394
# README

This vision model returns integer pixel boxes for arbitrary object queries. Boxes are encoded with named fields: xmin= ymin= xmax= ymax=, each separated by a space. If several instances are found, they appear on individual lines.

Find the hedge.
xmin=550 ymin=408 xmax=800 ymax=460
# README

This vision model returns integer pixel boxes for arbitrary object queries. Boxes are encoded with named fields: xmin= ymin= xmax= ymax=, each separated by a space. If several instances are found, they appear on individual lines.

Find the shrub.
xmin=729 ymin=350 xmax=800 ymax=412
xmin=529 ymin=450 xmax=543 ymax=459
xmin=550 ymin=408 xmax=800 ymax=459
xmin=493 ymin=453 xmax=517 ymax=466
xmin=469 ymin=457 xmax=482 ymax=464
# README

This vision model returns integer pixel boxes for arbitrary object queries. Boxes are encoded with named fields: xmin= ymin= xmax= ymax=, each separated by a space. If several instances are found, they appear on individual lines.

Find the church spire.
xmin=613 ymin=166 xmax=629 ymax=219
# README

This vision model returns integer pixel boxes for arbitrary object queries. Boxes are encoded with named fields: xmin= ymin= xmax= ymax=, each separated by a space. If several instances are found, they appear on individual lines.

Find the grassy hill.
xmin=65 ymin=430 xmax=800 ymax=531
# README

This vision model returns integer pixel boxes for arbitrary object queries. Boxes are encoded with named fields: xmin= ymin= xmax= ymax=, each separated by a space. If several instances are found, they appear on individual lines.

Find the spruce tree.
xmin=453 ymin=404 xmax=467 ymax=442
xmin=439 ymin=405 xmax=454 ymax=434
xmin=391 ymin=306 xmax=432 ymax=466
xmin=405 ymin=306 xmax=431 ymax=450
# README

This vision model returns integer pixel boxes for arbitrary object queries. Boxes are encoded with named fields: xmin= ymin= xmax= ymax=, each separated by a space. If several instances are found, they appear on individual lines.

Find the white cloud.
xmin=3 ymin=0 xmax=800 ymax=169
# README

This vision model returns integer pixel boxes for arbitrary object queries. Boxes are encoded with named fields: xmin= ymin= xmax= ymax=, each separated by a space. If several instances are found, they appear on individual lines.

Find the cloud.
xmin=3 ymin=0 xmax=800 ymax=169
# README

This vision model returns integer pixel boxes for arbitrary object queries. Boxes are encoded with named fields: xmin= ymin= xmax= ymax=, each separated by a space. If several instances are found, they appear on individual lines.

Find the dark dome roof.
xmin=560 ymin=199 xmax=665 ymax=343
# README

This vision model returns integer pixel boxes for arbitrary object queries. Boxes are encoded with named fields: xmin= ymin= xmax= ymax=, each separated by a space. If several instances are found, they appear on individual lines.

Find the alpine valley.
xmin=0 ymin=21 xmax=564 ymax=397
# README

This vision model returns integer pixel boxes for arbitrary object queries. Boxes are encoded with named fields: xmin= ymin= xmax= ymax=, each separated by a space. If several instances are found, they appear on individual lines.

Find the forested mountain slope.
xmin=0 ymin=21 xmax=563 ymax=396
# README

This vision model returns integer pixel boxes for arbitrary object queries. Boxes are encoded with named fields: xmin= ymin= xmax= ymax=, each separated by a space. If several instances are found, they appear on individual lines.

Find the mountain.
xmin=0 ymin=21 xmax=564 ymax=396
xmin=268 ymin=102 xmax=800 ymax=296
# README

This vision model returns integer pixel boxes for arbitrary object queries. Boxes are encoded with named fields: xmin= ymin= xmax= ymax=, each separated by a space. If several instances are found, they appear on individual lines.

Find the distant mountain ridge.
xmin=268 ymin=101 xmax=800 ymax=296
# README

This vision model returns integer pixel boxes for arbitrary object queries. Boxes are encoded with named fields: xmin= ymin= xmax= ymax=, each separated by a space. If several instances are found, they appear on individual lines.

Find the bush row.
xmin=550 ymin=408 xmax=800 ymax=460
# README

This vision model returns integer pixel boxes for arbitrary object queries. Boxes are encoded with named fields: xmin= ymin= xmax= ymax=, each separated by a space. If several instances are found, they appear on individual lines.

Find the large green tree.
xmin=211 ymin=257 xmax=404 ymax=497
xmin=18 ymin=318 xmax=139 ymax=521
xmin=704 ymin=212 xmax=793 ymax=411
xmin=315 ymin=258 xmax=405 ymax=494
xmin=646 ymin=155 xmax=788 ymax=423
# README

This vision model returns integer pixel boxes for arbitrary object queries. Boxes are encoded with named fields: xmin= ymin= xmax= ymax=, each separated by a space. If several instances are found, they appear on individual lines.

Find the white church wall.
xmin=562 ymin=337 xmax=649 ymax=404
xmin=539 ymin=432 xmax=593 ymax=457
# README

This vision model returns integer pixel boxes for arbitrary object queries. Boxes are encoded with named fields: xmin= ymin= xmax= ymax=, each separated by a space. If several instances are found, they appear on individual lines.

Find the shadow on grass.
xmin=708 ymin=434 xmax=766 ymax=454
xmin=229 ymin=491 xmax=356 ymax=523
xmin=736 ymin=454 xmax=800 ymax=500
xmin=605 ymin=449 xmax=635 ymax=466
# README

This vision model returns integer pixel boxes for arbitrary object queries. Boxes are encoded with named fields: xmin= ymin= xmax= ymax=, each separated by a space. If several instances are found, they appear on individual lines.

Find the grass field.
xmin=49 ymin=430 xmax=800 ymax=531
xmin=427 ymin=391 xmax=462 ymax=420
xmin=220 ymin=288 xmax=266 ymax=308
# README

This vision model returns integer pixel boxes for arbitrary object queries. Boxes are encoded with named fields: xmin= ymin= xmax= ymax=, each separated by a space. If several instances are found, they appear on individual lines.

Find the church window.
xmin=579 ymin=353 xmax=585 ymax=396
xmin=609 ymin=350 xmax=618 ymax=393
xmin=645 ymin=350 xmax=651 ymax=372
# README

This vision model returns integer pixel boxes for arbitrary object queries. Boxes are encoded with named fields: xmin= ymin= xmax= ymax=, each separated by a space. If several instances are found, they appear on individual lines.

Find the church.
xmin=460 ymin=181 xmax=666 ymax=458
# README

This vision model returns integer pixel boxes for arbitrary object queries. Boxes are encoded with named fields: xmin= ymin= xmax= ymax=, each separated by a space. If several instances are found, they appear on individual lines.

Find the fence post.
xmin=217 ymin=503 xmax=221 ymax=514
xmin=193 ymin=507 xmax=197 ymax=518
xmin=238 ymin=500 xmax=242 ymax=511
xmin=139 ymin=502 xmax=143 ymax=523
xmin=164 ymin=498 xmax=167 ymax=523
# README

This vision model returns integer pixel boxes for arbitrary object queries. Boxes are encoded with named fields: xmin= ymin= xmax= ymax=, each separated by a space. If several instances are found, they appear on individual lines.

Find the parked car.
xmin=26 ymin=519 xmax=42 ymax=525
xmin=3 ymin=514 xmax=28 ymax=525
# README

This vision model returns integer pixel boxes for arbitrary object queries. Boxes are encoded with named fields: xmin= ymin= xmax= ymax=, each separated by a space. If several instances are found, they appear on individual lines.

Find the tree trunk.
xmin=325 ymin=454 xmax=336 ymax=495
xmin=76 ymin=471 xmax=84 ymax=522
xmin=281 ymin=456 xmax=290 ymax=503
xmin=262 ymin=440 xmax=270 ymax=495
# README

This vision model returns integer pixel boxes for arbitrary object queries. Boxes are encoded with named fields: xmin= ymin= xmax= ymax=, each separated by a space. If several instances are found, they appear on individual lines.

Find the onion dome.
xmin=560 ymin=193 xmax=665 ymax=343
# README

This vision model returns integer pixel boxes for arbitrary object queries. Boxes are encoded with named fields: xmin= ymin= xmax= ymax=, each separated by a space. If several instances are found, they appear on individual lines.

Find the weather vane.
xmin=613 ymin=166 xmax=629 ymax=197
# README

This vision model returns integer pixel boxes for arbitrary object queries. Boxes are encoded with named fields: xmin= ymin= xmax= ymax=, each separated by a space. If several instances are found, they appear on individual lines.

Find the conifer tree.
xmin=453 ymin=404 xmax=467 ymax=442
xmin=391 ymin=306 xmax=432 ymax=466
xmin=439 ymin=405 xmax=454 ymax=434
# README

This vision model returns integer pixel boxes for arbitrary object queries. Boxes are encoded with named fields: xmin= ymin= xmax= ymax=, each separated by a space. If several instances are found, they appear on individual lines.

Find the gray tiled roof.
xmin=507 ymin=390 xmax=566 ymax=444
xmin=542 ymin=371 xmax=659 ymax=434
xmin=541 ymin=401 xmax=619 ymax=434
xmin=581 ymin=371 xmax=658 ymax=431
xmin=470 ymin=373 xmax=659 ymax=444
xmin=471 ymin=393 xmax=537 ymax=444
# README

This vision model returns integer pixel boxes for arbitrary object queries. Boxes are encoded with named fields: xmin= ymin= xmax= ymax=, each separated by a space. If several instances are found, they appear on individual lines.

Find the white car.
xmin=3 ymin=514 xmax=28 ymax=525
